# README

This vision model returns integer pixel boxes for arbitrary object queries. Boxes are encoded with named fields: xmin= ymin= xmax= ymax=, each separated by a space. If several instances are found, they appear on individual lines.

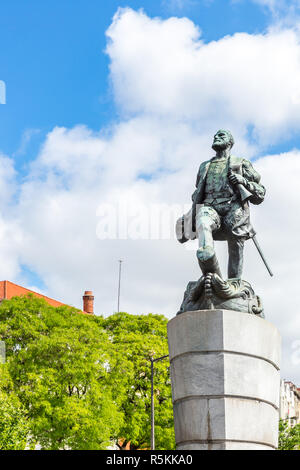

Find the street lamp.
xmin=148 ymin=354 xmax=169 ymax=450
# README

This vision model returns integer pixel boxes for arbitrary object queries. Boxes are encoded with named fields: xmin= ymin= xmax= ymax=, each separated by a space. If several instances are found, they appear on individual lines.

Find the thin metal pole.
xmin=150 ymin=359 xmax=155 ymax=450
xmin=117 ymin=259 xmax=123 ymax=312
xmin=149 ymin=354 xmax=169 ymax=450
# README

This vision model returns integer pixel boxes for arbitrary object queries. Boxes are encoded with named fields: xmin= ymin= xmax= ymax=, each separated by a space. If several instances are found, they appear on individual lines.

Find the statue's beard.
xmin=212 ymin=141 xmax=228 ymax=151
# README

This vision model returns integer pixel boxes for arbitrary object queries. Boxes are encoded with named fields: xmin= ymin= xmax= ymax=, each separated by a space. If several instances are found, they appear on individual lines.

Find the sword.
xmin=252 ymin=235 xmax=273 ymax=277
xmin=228 ymin=165 xmax=273 ymax=277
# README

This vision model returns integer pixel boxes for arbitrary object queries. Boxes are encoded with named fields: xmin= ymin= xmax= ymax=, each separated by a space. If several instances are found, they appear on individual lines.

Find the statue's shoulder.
xmin=230 ymin=154 xmax=254 ymax=166
xmin=230 ymin=155 xmax=261 ymax=182
xmin=198 ymin=159 xmax=211 ymax=172
xmin=195 ymin=159 xmax=211 ymax=187
xmin=229 ymin=154 xmax=245 ymax=165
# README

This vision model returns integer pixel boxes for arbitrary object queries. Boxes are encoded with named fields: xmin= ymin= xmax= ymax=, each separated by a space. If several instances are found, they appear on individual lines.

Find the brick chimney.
xmin=83 ymin=290 xmax=94 ymax=315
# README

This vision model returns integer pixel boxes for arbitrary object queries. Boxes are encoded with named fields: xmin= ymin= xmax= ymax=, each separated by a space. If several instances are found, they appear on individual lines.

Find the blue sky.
xmin=0 ymin=1 xmax=300 ymax=383
xmin=0 ymin=0 xmax=270 ymax=161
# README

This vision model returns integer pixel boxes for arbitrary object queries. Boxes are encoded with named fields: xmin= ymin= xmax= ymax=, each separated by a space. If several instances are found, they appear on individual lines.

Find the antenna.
xmin=117 ymin=259 xmax=123 ymax=312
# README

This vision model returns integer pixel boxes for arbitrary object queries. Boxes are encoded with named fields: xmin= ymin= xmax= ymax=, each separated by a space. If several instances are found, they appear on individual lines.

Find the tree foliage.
xmin=0 ymin=296 xmax=175 ymax=450
xmin=0 ymin=365 xmax=29 ymax=450
xmin=278 ymin=420 xmax=300 ymax=450
xmin=102 ymin=312 xmax=175 ymax=450
xmin=0 ymin=295 xmax=122 ymax=450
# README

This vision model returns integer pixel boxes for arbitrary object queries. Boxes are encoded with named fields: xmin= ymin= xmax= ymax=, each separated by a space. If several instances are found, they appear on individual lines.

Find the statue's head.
xmin=212 ymin=129 xmax=234 ymax=151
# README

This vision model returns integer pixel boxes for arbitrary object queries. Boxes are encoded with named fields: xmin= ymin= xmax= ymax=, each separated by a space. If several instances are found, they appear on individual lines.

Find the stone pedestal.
xmin=167 ymin=310 xmax=281 ymax=450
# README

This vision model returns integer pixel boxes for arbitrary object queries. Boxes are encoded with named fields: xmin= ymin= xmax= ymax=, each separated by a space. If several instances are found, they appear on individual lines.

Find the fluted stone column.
xmin=167 ymin=310 xmax=281 ymax=450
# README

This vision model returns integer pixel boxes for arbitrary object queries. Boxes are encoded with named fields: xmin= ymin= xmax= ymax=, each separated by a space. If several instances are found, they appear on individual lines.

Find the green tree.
xmin=0 ymin=364 xmax=29 ymax=449
xmin=0 ymin=295 xmax=122 ymax=450
xmin=102 ymin=312 xmax=175 ymax=450
xmin=278 ymin=420 xmax=300 ymax=450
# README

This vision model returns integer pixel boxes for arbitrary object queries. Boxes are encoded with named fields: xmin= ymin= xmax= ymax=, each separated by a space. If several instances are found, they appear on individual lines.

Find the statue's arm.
xmin=191 ymin=164 xmax=203 ymax=202
xmin=191 ymin=189 xmax=197 ymax=202
xmin=195 ymin=164 xmax=202 ymax=188
xmin=242 ymin=160 xmax=266 ymax=205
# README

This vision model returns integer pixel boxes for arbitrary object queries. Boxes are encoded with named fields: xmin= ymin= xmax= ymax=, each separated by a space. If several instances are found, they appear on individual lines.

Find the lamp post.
xmin=149 ymin=354 xmax=169 ymax=450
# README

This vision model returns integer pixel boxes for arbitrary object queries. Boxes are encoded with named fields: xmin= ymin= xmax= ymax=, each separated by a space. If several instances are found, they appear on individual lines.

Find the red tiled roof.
xmin=0 ymin=280 xmax=93 ymax=315
xmin=0 ymin=279 xmax=72 ymax=309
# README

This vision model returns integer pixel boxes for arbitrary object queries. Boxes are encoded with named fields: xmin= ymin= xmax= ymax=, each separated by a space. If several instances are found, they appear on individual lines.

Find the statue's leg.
xmin=227 ymin=237 xmax=244 ymax=279
xmin=195 ymin=206 xmax=222 ymax=278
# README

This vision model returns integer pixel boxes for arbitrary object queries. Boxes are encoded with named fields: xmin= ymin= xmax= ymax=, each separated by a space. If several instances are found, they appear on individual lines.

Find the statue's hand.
xmin=229 ymin=172 xmax=245 ymax=186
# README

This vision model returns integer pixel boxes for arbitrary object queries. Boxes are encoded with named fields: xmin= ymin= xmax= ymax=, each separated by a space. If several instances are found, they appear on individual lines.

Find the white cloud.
xmin=162 ymin=0 xmax=200 ymax=11
xmin=0 ymin=153 xmax=17 ymax=207
xmin=247 ymin=151 xmax=300 ymax=382
xmin=0 ymin=155 xmax=22 ymax=280
xmin=13 ymin=128 xmax=40 ymax=157
xmin=0 ymin=8 xmax=299 ymax=384
xmin=253 ymin=0 xmax=300 ymax=12
xmin=249 ymin=0 xmax=300 ymax=26
xmin=106 ymin=8 xmax=300 ymax=147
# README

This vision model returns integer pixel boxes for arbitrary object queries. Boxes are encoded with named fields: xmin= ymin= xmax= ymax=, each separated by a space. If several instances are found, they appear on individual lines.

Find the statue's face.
xmin=212 ymin=130 xmax=232 ymax=151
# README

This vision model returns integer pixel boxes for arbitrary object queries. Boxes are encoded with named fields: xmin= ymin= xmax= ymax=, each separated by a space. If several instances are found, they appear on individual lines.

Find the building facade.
xmin=280 ymin=380 xmax=300 ymax=426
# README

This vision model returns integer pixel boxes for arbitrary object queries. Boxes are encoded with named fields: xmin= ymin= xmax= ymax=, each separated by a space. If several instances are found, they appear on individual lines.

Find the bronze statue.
xmin=176 ymin=130 xmax=272 ymax=317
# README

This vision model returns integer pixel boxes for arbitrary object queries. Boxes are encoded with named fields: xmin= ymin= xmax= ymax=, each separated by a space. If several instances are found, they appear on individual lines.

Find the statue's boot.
xmin=197 ymin=248 xmax=222 ymax=278
xmin=227 ymin=237 xmax=244 ymax=279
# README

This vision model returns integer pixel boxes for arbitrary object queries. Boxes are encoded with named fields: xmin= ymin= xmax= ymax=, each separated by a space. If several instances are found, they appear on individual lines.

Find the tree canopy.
xmin=0 ymin=364 xmax=29 ymax=450
xmin=0 ymin=295 xmax=175 ymax=450
xmin=278 ymin=420 xmax=300 ymax=450
xmin=0 ymin=295 xmax=122 ymax=449
xmin=102 ymin=312 xmax=175 ymax=449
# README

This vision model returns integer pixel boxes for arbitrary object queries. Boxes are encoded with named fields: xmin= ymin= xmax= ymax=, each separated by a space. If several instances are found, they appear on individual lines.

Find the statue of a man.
xmin=177 ymin=129 xmax=266 ymax=280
